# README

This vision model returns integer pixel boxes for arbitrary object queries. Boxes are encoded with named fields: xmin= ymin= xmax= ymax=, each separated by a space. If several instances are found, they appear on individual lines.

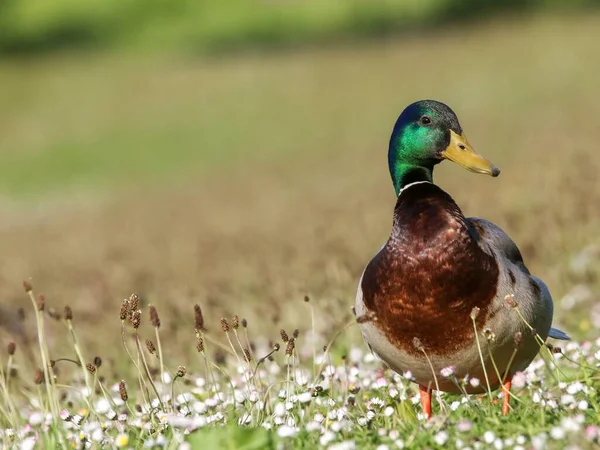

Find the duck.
xmin=354 ymin=100 xmax=570 ymax=419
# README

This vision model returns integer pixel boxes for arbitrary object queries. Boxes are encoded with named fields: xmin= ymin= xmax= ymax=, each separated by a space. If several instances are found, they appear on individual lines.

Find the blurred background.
xmin=1 ymin=0 xmax=600 ymax=368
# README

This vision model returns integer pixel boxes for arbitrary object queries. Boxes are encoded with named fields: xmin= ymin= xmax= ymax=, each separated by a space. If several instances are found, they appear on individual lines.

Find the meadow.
xmin=1 ymin=0 xmax=596 ymax=56
xmin=1 ymin=8 xmax=600 ymax=449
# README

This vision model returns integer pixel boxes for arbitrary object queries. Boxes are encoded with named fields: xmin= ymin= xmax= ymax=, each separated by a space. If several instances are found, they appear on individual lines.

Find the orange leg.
xmin=501 ymin=375 xmax=512 ymax=416
xmin=419 ymin=384 xmax=432 ymax=420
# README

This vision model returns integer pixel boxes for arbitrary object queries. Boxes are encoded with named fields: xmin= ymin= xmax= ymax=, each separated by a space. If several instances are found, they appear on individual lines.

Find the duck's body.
xmin=356 ymin=100 xmax=568 ymax=415
xmin=355 ymin=181 xmax=554 ymax=394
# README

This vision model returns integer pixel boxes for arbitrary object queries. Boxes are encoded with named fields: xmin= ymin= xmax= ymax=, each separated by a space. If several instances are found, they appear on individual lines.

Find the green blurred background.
xmin=1 ymin=1 xmax=600 ymax=366
xmin=0 ymin=0 xmax=593 ymax=57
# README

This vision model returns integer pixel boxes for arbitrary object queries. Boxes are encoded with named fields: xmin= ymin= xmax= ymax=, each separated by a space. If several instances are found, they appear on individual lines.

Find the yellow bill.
xmin=442 ymin=130 xmax=500 ymax=177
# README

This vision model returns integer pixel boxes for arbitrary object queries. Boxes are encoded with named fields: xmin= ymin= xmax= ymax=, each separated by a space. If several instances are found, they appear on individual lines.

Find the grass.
xmin=1 ymin=283 xmax=599 ymax=449
xmin=0 ymin=0 xmax=597 ymax=56
xmin=1 ymin=12 xmax=600 ymax=199
xmin=1 ymin=10 xmax=600 ymax=449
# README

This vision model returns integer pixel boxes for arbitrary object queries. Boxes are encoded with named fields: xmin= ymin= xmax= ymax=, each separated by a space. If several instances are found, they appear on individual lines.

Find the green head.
xmin=388 ymin=100 xmax=500 ymax=195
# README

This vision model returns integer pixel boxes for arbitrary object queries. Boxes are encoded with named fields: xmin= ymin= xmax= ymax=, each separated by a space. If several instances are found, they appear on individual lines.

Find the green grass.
xmin=2 ymin=11 xmax=600 ymax=199
xmin=0 ymin=0 xmax=598 ymax=56
xmin=1 ymin=286 xmax=599 ymax=449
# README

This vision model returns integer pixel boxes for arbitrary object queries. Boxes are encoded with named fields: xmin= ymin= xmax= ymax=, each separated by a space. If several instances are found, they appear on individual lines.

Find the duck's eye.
xmin=420 ymin=116 xmax=432 ymax=126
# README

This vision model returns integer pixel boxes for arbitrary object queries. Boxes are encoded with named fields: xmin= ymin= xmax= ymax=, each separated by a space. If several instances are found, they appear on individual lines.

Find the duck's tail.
xmin=548 ymin=327 xmax=571 ymax=341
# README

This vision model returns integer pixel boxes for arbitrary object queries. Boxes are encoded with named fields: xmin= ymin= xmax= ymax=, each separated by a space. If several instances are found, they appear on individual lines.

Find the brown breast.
xmin=361 ymin=183 xmax=499 ymax=356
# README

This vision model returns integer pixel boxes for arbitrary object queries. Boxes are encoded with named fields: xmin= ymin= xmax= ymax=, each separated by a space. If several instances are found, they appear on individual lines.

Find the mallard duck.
xmin=355 ymin=100 xmax=570 ymax=418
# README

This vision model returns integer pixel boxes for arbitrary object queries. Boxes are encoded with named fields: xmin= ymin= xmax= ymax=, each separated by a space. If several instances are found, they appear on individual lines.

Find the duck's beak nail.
xmin=442 ymin=130 xmax=500 ymax=177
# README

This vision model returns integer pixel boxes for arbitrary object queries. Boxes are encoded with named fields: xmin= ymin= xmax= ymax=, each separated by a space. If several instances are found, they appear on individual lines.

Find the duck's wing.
xmin=466 ymin=217 xmax=530 ymax=273
xmin=467 ymin=217 xmax=571 ymax=341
